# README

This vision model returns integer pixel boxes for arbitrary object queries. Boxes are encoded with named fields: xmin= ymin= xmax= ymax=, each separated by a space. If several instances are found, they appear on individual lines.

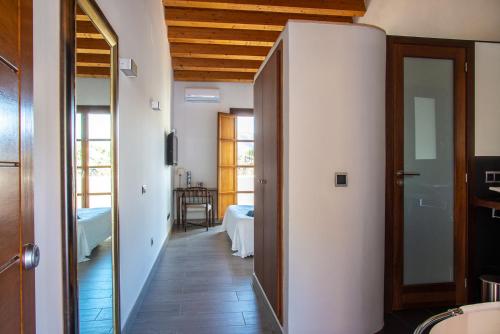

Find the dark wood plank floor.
xmin=78 ymin=238 xmax=114 ymax=334
xmin=129 ymin=226 xmax=280 ymax=334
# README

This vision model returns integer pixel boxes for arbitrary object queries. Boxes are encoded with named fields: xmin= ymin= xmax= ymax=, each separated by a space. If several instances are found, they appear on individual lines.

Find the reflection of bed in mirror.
xmin=77 ymin=207 xmax=112 ymax=262
xmin=222 ymin=205 xmax=254 ymax=258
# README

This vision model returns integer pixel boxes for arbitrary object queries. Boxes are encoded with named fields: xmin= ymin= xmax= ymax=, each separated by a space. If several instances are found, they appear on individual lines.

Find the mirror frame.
xmin=60 ymin=0 xmax=120 ymax=332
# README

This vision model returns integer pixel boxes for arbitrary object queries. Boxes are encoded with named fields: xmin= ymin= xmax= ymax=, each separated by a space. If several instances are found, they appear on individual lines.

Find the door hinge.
xmin=465 ymin=173 xmax=468 ymax=183
xmin=465 ymin=62 xmax=468 ymax=73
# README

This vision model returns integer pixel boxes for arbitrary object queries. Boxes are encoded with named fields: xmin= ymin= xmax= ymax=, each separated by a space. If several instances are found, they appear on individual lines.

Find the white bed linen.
xmin=222 ymin=205 xmax=254 ymax=258
xmin=77 ymin=207 xmax=112 ymax=262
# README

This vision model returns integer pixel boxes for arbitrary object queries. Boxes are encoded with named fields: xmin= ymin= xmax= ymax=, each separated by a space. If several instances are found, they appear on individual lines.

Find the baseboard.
xmin=121 ymin=226 xmax=172 ymax=334
xmin=252 ymin=273 xmax=284 ymax=334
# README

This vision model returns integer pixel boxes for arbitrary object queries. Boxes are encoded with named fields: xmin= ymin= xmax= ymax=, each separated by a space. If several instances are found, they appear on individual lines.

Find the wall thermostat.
xmin=335 ymin=172 xmax=348 ymax=187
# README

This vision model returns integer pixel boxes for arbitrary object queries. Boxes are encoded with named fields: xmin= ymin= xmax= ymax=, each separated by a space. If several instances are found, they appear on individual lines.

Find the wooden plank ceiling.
xmin=76 ymin=7 xmax=111 ymax=78
xmin=164 ymin=0 xmax=366 ymax=82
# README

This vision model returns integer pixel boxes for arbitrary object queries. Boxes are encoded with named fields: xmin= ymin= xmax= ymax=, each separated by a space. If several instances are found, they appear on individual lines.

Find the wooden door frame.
xmin=385 ymin=36 xmax=475 ymax=312
xmin=60 ymin=0 xmax=121 ymax=332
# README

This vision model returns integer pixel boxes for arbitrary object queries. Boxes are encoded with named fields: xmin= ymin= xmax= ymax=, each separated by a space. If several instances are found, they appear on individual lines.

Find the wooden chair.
xmin=180 ymin=187 xmax=212 ymax=231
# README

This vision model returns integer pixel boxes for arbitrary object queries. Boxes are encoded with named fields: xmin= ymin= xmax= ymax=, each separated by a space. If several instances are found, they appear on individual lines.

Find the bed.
xmin=222 ymin=205 xmax=254 ymax=258
xmin=77 ymin=207 xmax=112 ymax=262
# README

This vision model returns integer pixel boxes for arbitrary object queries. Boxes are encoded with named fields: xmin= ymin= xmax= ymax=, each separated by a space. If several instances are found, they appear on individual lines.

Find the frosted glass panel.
xmin=414 ymin=97 xmax=437 ymax=160
xmin=403 ymin=57 xmax=454 ymax=285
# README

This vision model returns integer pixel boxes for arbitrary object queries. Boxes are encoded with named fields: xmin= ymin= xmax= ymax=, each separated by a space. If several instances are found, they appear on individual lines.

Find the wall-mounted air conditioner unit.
xmin=185 ymin=88 xmax=220 ymax=103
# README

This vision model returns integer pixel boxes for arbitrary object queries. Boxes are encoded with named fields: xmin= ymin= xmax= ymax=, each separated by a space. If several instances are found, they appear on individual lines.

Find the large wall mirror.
xmin=63 ymin=0 xmax=120 ymax=332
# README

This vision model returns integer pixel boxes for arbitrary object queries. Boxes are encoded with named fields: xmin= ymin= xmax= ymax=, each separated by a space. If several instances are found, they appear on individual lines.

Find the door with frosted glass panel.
xmin=388 ymin=40 xmax=468 ymax=310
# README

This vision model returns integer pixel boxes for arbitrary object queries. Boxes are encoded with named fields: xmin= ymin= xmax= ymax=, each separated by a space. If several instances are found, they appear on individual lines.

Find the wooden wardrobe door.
xmin=254 ymin=43 xmax=283 ymax=323
xmin=253 ymin=71 xmax=264 ymax=282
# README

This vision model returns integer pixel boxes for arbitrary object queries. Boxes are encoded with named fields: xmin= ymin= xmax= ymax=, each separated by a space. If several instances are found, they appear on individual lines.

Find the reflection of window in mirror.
xmin=414 ymin=97 xmax=437 ymax=160
xmin=76 ymin=108 xmax=112 ymax=208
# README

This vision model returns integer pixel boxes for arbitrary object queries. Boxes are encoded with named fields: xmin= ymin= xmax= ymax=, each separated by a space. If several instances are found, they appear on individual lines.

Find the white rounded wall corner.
xmin=285 ymin=22 xmax=386 ymax=334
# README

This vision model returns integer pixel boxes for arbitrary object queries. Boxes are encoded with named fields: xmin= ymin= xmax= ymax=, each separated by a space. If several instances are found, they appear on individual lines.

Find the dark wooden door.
xmin=0 ymin=0 xmax=36 ymax=333
xmin=254 ymin=70 xmax=264 ymax=283
xmin=254 ymin=43 xmax=283 ymax=322
xmin=387 ymin=38 xmax=469 ymax=310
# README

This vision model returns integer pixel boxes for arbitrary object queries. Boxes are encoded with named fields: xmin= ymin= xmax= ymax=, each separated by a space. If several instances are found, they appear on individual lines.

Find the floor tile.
xmin=128 ymin=226 xmax=281 ymax=334
xmin=78 ymin=239 xmax=116 ymax=333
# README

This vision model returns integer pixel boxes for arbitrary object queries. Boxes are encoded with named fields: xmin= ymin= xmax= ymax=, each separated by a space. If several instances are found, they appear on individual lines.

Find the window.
xmin=76 ymin=107 xmax=112 ymax=208
xmin=217 ymin=111 xmax=254 ymax=218
xmin=236 ymin=116 xmax=254 ymax=205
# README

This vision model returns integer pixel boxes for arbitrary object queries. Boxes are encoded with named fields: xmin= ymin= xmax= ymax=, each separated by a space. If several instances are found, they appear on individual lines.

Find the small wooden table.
xmin=173 ymin=188 xmax=218 ymax=225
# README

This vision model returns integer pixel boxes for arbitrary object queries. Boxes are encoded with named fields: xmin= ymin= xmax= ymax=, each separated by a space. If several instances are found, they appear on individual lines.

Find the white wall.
xmin=33 ymin=0 xmax=173 ymax=332
xmin=357 ymin=0 xmax=500 ymax=41
xmin=475 ymin=43 xmax=500 ymax=157
xmin=76 ymin=77 xmax=111 ymax=106
xmin=172 ymin=81 xmax=253 ymax=188
xmin=357 ymin=0 xmax=500 ymax=157
xmin=33 ymin=0 xmax=63 ymax=333
xmin=283 ymin=22 xmax=386 ymax=334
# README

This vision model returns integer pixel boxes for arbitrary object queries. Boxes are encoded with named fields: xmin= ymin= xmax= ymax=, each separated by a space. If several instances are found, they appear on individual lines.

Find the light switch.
xmin=142 ymin=185 xmax=147 ymax=194
xmin=335 ymin=173 xmax=348 ymax=187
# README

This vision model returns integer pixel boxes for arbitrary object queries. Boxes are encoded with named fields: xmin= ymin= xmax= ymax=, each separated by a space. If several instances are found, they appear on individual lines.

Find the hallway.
xmin=128 ymin=226 xmax=280 ymax=334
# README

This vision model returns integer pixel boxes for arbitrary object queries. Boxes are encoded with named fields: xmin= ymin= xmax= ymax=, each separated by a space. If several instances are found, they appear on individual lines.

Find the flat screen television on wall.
xmin=166 ymin=130 xmax=178 ymax=166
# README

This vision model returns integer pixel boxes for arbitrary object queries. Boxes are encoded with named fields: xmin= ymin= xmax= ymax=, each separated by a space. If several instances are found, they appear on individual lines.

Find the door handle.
xmin=396 ymin=170 xmax=421 ymax=177
xmin=258 ymin=179 xmax=267 ymax=185
xmin=22 ymin=243 xmax=40 ymax=271
xmin=0 ymin=244 xmax=39 ymax=274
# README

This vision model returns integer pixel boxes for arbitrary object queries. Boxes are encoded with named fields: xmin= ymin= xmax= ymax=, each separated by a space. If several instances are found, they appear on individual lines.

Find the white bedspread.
xmin=77 ymin=207 xmax=112 ymax=262
xmin=222 ymin=205 xmax=254 ymax=258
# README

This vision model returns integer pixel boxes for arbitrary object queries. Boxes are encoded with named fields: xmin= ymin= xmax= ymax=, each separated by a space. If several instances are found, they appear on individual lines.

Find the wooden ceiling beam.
xmin=174 ymin=70 xmax=254 ymax=82
xmin=77 ymin=66 xmax=110 ymax=77
xmin=77 ymin=53 xmax=110 ymax=64
xmin=77 ymin=14 xmax=91 ymax=21
xmin=76 ymin=21 xmax=104 ymax=39
xmin=168 ymin=26 xmax=279 ymax=46
xmin=77 ymin=48 xmax=111 ymax=55
xmin=165 ymin=7 xmax=351 ymax=31
xmin=163 ymin=0 xmax=366 ymax=17
xmin=76 ymin=6 xmax=109 ymax=78
xmin=76 ymin=62 xmax=111 ymax=68
xmin=170 ymin=43 xmax=269 ymax=61
xmin=76 ymin=38 xmax=109 ymax=52
xmin=172 ymin=57 xmax=260 ymax=72
xmin=77 ymin=21 xmax=99 ymax=34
